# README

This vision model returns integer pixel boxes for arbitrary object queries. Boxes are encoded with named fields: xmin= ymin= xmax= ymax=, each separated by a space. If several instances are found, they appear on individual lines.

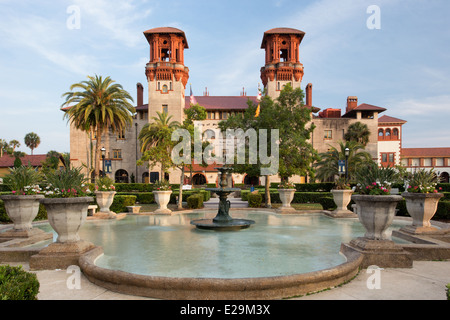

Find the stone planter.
xmin=342 ymin=194 xmax=412 ymax=268
xmin=0 ymin=195 xmax=49 ymax=239
xmin=30 ymin=196 xmax=95 ymax=270
xmin=351 ymin=194 xmax=402 ymax=240
xmin=329 ymin=189 xmax=356 ymax=218
xmin=400 ymin=192 xmax=444 ymax=234
xmin=94 ymin=191 xmax=117 ymax=219
xmin=153 ymin=190 xmax=172 ymax=214
xmin=277 ymin=189 xmax=296 ymax=213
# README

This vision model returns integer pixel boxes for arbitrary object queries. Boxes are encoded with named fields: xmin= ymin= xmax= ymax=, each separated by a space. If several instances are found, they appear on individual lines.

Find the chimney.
xmin=137 ymin=83 xmax=144 ymax=106
xmin=346 ymin=96 xmax=358 ymax=113
xmin=305 ymin=83 xmax=312 ymax=107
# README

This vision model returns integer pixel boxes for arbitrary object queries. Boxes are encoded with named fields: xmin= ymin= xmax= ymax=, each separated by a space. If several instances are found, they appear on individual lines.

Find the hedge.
xmin=0 ymin=265 xmax=40 ymax=300
xmin=248 ymin=193 xmax=263 ymax=208
xmin=187 ymin=194 xmax=203 ymax=209
xmin=110 ymin=195 xmax=137 ymax=213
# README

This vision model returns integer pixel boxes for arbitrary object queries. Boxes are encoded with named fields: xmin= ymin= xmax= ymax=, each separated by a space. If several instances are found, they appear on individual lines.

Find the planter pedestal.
xmin=30 ymin=197 xmax=96 ymax=270
xmin=94 ymin=191 xmax=117 ymax=219
xmin=277 ymin=189 xmax=296 ymax=213
xmin=341 ymin=194 xmax=412 ymax=268
xmin=327 ymin=190 xmax=357 ymax=218
xmin=153 ymin=191 xmax=172 ymax=215
xmin=399 ymin=192 xmax=447 ymax=235
xmin=0 ymin=195 xmax=52 ymax=242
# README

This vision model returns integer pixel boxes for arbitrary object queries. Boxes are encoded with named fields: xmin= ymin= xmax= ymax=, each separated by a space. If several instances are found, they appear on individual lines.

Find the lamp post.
xmin=345 ymin=147 xmax=350 ymax=183
xmin=101 ymin=147 xmax=106 ymax=177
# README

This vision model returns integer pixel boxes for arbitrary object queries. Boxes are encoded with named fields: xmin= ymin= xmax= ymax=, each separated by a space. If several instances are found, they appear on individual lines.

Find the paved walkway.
xmin=3 ymin=260 xmax=448 ymax=300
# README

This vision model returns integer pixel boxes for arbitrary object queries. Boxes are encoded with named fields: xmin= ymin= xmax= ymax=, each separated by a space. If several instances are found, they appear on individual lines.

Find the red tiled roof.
xmin=135 ymin=96 xmax=258 ymax=112
xmin=261 ymin=28 xmax=305 ymax=48
xmin=379 ymin=115 xmax=407 ymax=124
xmin=0 ymin=154 xmax=47 ymax=168
xmin=184 ymin=163 xmax=223 ymax=172
xmin=402 ymin=148 xmax=450 ymax=158
xmin=342 ymin=103 xmax=386 ymax=118
xmin=143 ymin=27 xmax=189 ymax=48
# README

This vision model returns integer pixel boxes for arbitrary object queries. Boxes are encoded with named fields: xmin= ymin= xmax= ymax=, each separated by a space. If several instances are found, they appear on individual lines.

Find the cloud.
xmin=389 ymin=95 xmax=450 ymax=117
xmin=72 ymin=0 xmax=152 ymax=48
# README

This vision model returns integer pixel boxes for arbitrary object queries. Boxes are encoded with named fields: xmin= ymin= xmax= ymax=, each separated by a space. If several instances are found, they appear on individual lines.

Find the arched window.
xmin=115 ymin=169 xmax=129 ymax=183
xmin=378 ymin=129 xmax=384 ymax=140
xmin=385 ymin=129 xmax=391 ymax=140
xmin=393 ymin=128 xmax=399 ymax=139
xmin=162 ymin=84 xmax=168 ymax=93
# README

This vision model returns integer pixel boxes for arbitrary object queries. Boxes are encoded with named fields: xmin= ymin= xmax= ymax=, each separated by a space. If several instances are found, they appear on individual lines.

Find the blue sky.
xmin=0 ymin=0 xmax=449 ymax=154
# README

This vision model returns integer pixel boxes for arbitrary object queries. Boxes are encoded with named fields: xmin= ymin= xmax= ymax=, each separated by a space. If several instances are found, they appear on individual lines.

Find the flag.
xmin=190 ymin=84 xmax=197 ymax=105
xmin=255 ymin=85 xmax=262 ymax=117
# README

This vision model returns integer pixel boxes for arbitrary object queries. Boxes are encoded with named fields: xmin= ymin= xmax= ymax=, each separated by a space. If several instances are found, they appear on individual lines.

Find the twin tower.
xmin=143 ymin=27 xmax=307 ymax=123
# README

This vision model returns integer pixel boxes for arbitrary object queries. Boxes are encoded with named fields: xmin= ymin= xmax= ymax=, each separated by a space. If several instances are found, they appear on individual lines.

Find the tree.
xmin=220 ymin=84 xmax=318 ymax=207
xmin=137 ymin=111 xmax=180 ymax=181
xmin=0 ymin=139 xmax=8 ymax=157
xmin=61 ymin=75 xmax=135 ymax=180
xmin=9 ymin=140 xmax=20 ymax=152
xmin=344 ymin=122 xmax=371 ymax=146
xmin=315 ymin=140 xmax=372 ymax=183
xmin=24 ymin=132 xmax=41 ymax=155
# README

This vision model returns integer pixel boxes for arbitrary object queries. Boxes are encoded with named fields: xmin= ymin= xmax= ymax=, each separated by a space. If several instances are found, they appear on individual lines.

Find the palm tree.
xmin=61 ymin=75 xmax=135 ymax=179
xmin=344 ymin=122 xmax=371 ymax=146
xmin=315 ymin=141 xmax=372 ymax=183
xmin=24 ymin=132 xmax=41 ymax=155
xmin=9 ymin=140 xmax=20 ymax=152
xmin=138 ymin=111 xmax=180 ymax=180
xmin=0 ymin=139 xmax=8 ymax=157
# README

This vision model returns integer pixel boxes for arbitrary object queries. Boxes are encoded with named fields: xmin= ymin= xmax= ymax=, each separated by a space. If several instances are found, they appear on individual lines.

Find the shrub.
xmin=447 ymin=284 xmax=450 ymax=300
xmin=0 ymin=265 xmax=40 ymax=300
xmin=248 ymin=193 xmax=262 ymax=208
xmin=438 ymin=184 xmax=450 ymax=192
xmin=435 ymin=201 xmax=450 ymax=220
xmin=110 ymin=195 xmax=137 ymax=213
xmin=187 ymin=194 xmax=203 ymax=209
xmin=241 ymin=190 xmax=250 ymax=201
xmin=318 ymin=197 xmax=336 ymax=211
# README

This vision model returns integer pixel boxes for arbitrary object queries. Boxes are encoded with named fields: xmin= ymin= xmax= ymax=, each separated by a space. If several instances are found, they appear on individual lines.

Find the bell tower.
xmin=144 ymin=27 xmax=189 ymax=124
xmin=260 ymin=28 xmax=305 ymax=99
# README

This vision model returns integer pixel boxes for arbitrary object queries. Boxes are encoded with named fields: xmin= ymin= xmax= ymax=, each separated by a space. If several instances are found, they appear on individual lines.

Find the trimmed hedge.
xmin=187 ymin=194 xmax=203 ymax=209
xmin=0 ymin=265 xmax=40 ymax=300
xmin=110 ymin=195 xmax=137 ymax=213
xmin=248 ymin=193 xmax=263 ymax=208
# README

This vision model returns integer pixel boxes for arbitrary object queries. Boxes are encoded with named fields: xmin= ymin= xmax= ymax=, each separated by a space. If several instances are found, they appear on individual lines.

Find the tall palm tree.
xmin=9 ymin=140 xmax=20 ymax=152
xmin=61 ymin=75 xmax=135 ymax=179
xmin=315 ymin=140 xmax=372 ymax=183
xmin=138 ymin=111 xmax=180 ymax=180
xmin=24 ymin=132 xmax=41 ymax=155
xmin=344 ymin=122 xmax=371 ymax=146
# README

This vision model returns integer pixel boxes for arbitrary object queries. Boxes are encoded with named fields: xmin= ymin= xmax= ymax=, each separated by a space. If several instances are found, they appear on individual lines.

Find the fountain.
xmin=190 ymin=167 xmax=255 ymax=231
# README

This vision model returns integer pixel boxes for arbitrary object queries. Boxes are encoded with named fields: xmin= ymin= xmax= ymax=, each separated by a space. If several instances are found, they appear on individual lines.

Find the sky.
xmin=0 ymin=0 xmax=449 ymax=155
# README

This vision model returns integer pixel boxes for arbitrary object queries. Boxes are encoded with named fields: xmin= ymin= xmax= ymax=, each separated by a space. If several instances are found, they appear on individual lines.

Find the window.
xmin=117 ymin=130 xmax=125 ymax=140
xmin=324 ymin=130 xmax=332 ymax=139
xmin=162 ymin=105 xmax=168 ymax=114
xmin=162 ymin=84 xmax=168 ymax=93
xmin=381 ymin=153 xmax=395 ymax=167
xmin=207 ymin=111 xmax=215 ymax=120
xmin=393 ymin=128 xmax=399 ymax=140
xmin=113 ymin=149 xmax=122 ymax=159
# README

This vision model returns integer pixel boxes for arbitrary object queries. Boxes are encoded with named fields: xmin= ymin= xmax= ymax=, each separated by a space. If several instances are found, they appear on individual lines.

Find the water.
xmin=33 ymin=211 xmax=410 ymax=279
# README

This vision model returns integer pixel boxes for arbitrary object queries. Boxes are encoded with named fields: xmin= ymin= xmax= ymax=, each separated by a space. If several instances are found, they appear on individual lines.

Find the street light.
xmin=345 ymin=147 xmax=350 ymax=182
xmin=101 ymin=147 xmax=106 ymax=177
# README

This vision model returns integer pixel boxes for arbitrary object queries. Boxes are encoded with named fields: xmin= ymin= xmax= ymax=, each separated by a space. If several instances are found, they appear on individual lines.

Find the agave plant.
xmin=43 ymin=166 xmax=90 ymax=198
xmin=406 ymin=169 xmax=441 ymax=194
xmin=3 ymin=166 xmax=43 ymax=195
xmin=355 ymin=161 xmax=399 ymax=195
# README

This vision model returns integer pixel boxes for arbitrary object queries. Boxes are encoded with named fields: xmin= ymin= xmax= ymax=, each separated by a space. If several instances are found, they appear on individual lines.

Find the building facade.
xmin=67 ymin=27 xmax=414 ymax=186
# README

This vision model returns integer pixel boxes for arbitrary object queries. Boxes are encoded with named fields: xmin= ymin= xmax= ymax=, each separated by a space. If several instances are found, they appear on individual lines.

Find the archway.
xmin=440 ymin=172 xmax=449 ymax=183
xmin=244 ymin=175 xmax=260 ymax=186
xmin=115 ymin=169 xmax=129 ymax=183
xmin=192 ymin=173 xmax=207 ymax=186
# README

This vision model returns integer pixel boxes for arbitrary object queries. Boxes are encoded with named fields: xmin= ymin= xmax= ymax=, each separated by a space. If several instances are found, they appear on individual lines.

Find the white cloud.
xmin=389 ymin=95 xmax=450 ymax=117
xmin=72 ymin=0 xmax=152 ymax=47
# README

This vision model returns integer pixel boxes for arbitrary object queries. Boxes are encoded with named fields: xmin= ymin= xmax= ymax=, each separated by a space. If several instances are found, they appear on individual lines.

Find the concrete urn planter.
xmin=330 ymin=189 xmax=354 ymax=217
xmin=277 ymin=189 xmax=296 ymax=212
xmin=153 ymin=190 xmax=172 ymax=214
xmin=40 ymin=197 xmax=93 ymax=243
xmin=401 ymin=192 xmax=444 ymax=234
xmin=351 ymin=194 xmax=403 ymax=240
xmin=94 ymin=191 xmax=116 ymax=218
xmin=0 ymin=195 xmax=45 ymax=238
